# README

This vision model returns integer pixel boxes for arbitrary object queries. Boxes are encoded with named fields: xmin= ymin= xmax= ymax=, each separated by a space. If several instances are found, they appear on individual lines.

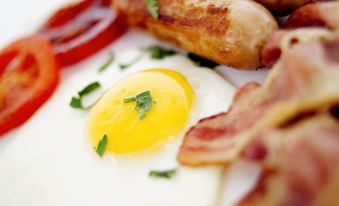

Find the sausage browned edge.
xmin=112 ymin=0 xmax=278 ymax=69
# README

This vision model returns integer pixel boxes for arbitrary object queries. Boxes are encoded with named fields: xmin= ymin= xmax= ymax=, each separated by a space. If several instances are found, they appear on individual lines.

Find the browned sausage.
xmin=113 ymin=0 xmax=278 ymax=69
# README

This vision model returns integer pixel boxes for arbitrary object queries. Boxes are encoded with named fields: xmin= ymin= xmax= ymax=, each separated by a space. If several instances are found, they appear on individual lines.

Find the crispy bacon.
xmin=178 ymin=1 xmax=339 ymax=204
xmin=323 ymin=39 xmax=339 ymax=63
xmin=253 ymin=0 xmax=325 ymax=16
xmin=260 ymin=30 xmax=287 ymax=69
xmin=178 ymin=37 xmax=339 ymax=166
xmin=239 ymin=112 xmax=339 ymax=206
xmin=178 ymin=82 xmax=264 ymax=166
xmin=178 ymin=2 xmax=339 ymax=203
xmin=261 ymin=1 xmax=339 ymax=68
xmin=284 ymin=1 xmax=339 ymax=30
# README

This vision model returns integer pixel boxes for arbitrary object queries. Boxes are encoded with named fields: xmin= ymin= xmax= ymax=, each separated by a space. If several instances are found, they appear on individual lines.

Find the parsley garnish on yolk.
xmin=124 ymin=91 xmax=155 ymax=120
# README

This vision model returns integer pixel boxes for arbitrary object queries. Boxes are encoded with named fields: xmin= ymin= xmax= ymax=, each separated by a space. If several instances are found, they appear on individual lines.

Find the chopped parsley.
xmin=70 ymin=81 xmax=101 ymax=110
xmin=187 ymin=53 xmax=219 ymax=69
xmin=98 ymin=51 xmax=114 ymax=72
xmin=118 ymin=53 xmax=143 ymax=70
xmin=149 ymin=168 xmax=177 ymax=179
xmin=123 ymin=91 xmax=155 ymax=119
xmin=123 ymin=96 xmax=137 ymax=103
xmin=70 ymin=97 xmax=82 ymax=109
xmin=117 ymin=45 xmax=176 ymax=70
xmin=146 ymin=45 xmax=176 ymax=59
xmin=78 ymin=82 xmax=101 ymax=96
xmin=145 ymin=0 xmax=159 ymax=19
xmin=96 ymin=134 xmax=108 ymax=157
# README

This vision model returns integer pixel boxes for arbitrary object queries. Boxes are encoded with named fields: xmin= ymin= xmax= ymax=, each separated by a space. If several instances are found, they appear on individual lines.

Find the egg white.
xmin=0 ymin=30 xmax=238 ymax=206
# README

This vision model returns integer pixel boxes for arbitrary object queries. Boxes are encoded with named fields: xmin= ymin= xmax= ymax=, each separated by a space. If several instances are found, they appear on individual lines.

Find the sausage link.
xmin=113 ymin=0 xmax=278 ymax=69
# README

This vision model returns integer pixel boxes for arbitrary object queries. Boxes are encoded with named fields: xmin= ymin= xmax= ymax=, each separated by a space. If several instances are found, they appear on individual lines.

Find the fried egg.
xmin=0 ymin=29 xmax=237 ymax=206
xmin=87 ymin=69 xmax=195 ymax=155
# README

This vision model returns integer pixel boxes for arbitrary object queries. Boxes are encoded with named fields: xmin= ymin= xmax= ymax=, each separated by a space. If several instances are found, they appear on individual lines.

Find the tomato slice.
xmin=39 ymin=0 xmax=128 ymax=67
xmin=0 ymin=36 xmax=59 ymax=136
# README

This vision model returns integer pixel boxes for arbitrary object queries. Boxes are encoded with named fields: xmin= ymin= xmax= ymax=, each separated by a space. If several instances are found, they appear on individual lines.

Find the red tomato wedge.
xmin=0 ymin=36 xmax=59 ymax=136
xmin=39 ymin=0 xmax=128 ymax=67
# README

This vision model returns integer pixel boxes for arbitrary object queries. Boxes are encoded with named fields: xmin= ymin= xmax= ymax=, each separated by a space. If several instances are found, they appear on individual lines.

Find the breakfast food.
xmin=178 ymin=1 xmax=339 ymax=204
xmin=88 ymin=69 xmax=195 ymax=154
xmin=1 ymin=0 xmax=339 ymax=205
xmin=239 ymin=110 xmax=339 ymax=206
xmin=0 ymin=51 xmax=236 ymax=205
xmin=0 ymin=36 xmax=59 ymax=136
xmin=113 ymin=0 xmax=278 ymax=69
xmin=254 ymin=0 xmax=325 ymax=15
xmin=0 ymin=0 xmax=127 ymax=137
xmin=39 ymin=0 xmax=128 ymax=66
xmin=261 ymin=28 xmax=333 ymax=68
xmin=179 ymin=32 xmax=339 ymax=205
xmin=261 ymin=1 xmax=339 ymax=68
xmin=178 ymin=4 xmax=339 ymax=167
xmin=284 ymin=0 xmax=339 ymax=29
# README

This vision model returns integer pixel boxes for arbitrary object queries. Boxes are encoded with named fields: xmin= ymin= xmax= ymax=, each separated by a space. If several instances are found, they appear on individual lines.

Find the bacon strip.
xmin=261 ymin=1 xmax=339 ymax=68
xmin=178 ymin=36 xmax=339 ymax=166
xmin=260 ymin=30 xmax=287 ymax=68
xmin=178 ymin=82 xmax=264 ymax=166
xmin=284 ymin=1 xmax=339 ymax=30
xmin=253 ymin=0 xmax=325 ymax=16
xmin=178 ymin=37 xmax=339 ymax=205
xmin=178 ymin=1 xmax=339 ymax=204
xmin=239 ymin=111 xmax=339 ymax=206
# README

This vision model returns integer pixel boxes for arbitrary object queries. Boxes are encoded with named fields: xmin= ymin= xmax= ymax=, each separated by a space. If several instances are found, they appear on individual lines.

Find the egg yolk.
xmin=87 ymin=69 xmax=194 ymax=154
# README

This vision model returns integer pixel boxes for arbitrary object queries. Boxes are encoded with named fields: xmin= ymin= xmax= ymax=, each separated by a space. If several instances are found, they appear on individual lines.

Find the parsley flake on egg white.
xmin=98 ymin=51 xmax=114 ymax=72
xmin=146 ymin=45 xmax=176 ymax=59
xmin=117 ymin=45 xmax=177 ymax=69
xmin=70 ymin=81 xmax=101 ymax=110
xmin=149 ymin=168 xmax=177 ymax=179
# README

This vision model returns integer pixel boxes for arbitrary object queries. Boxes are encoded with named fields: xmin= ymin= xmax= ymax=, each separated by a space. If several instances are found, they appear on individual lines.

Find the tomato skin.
xmin=54 ymin=12 xmax=127 ymax=67
xmin=0 ymin=36 xmax=59 ymax=136
xmin=39 ymin=0 xmax=128 ymax=67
